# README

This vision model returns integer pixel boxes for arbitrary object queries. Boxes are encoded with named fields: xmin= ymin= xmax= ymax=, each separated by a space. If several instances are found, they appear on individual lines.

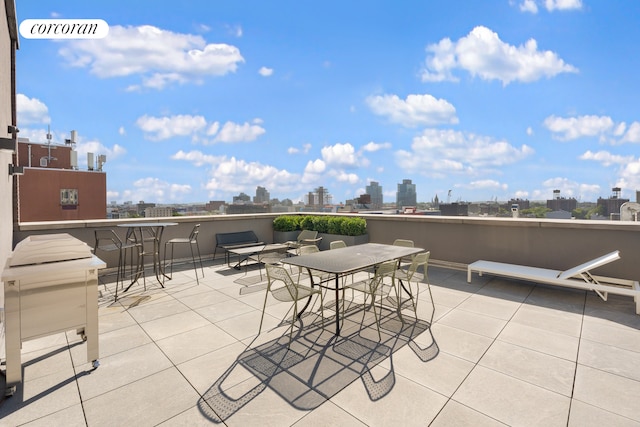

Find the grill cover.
xmin=2 ymin=233 xmax=105 ymax=395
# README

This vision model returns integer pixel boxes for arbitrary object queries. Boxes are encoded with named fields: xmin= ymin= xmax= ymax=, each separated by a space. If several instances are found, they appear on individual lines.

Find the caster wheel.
xmin=92 ymin=360 xmax=100 ymax=369
xmin=5 ymin=386 xmax=15 ymax=397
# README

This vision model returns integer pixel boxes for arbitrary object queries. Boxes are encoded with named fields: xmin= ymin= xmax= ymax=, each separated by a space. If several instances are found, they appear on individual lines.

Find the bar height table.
xmin=117 ymin=222 xmax=177 ymax=291
xmin=281 ymin=243 xmax=424 ymax=336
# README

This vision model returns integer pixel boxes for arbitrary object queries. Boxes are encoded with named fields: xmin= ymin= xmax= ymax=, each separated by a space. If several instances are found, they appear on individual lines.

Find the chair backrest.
xmin=406 ymin=251 xmax=430 ymax=280
xmin=297 ymin=244 xmax=320 ymax=255
xmin=94 ymin=229 xmax=122 ymax=251
xmin=189 ymin=224 xmax=201 ymax=242
xmin=393 ymin=239 xmax=414 ymax=248
xmin=266 ymin=263 xmax=300 ymax=300
xmin=369 ymin=260 xmax=398 ymax=295
xmin=330 ymin=240 xmax=347 ymax=250
xmin=297 ymin=229 xmax=318 ymax=242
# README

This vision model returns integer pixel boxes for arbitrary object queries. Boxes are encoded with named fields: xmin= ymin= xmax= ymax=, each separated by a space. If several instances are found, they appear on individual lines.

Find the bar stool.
xmin=163 ymin=224 xmax=204 ymax=285
xmin=93 ymin=229 xmax=139 ymax=301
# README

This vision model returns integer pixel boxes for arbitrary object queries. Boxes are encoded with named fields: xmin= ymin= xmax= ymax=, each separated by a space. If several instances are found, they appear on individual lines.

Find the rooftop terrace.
xmin=2 ymin=251 xmax=640 ymax=426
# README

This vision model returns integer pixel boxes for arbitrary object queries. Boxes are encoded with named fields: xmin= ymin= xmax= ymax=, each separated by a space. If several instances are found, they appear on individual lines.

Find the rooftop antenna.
xmin=46 ymin=125 xmax=53 ymax=165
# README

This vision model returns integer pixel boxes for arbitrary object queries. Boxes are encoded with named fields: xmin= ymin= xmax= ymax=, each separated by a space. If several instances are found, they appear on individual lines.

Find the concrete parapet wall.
xmin=14 ymin=213 xmax=640 ymax=280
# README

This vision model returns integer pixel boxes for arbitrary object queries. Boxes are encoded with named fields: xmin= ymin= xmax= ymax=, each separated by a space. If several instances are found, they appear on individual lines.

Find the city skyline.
xmin=14 ymin=1 xmax=640 ymax=205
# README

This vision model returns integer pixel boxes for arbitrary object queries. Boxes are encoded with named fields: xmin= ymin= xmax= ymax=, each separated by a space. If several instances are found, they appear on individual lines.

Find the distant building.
xmin=597 ymin=187 xmax=629 ymax=219
xmin=205 ymin=200 xmax=225 ymax=213
xmin=440 ymin=202 xmax=469 ymax=216
xmin=137 ymin=201 xmax=155 ymax=216
xmin=306 ymin=186 xmax=332 ymax=208
xmin=546 ymin=190 xmax=577 ymax=212
xmin=366 ymin=181 xmax=383 ymax=209
xmin=396 ymin=179 xmax=416 ymax=209
xmin=16 ymin=138 xmax=107 ymax=222
xmin=253 ymin=186 xmax=270 ymax=204
xmin=145 ymin=206 xmax=173 ymax=217
xmin=233 ymin=192 xmax=251 ymax=204
xmin=226 ymin=204 xmax=269 ymax=214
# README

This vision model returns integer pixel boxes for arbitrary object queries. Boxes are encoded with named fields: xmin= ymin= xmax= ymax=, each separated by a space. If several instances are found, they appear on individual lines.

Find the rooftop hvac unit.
xmin=70 ymin=150 xmax=78 ymax=169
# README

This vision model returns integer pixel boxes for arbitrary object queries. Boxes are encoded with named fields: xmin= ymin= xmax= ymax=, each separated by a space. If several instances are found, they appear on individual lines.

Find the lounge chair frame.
xmin=467 ymin=251 xmax=640 ymax=314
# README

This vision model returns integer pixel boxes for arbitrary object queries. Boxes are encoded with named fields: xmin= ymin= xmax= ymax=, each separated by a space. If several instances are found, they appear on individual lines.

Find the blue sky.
xmin=14 ymin=1 xmax=640 ymax=205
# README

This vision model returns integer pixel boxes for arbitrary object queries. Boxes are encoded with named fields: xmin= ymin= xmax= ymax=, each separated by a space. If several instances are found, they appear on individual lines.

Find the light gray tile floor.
xmin=2 ymin=257 xmax=640 ymax=426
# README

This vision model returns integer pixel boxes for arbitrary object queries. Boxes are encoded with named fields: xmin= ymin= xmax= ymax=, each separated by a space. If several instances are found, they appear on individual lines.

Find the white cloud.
xmin=535 ymin=177 xmax=599 ymax=200
xmin=258 ymin=66 xmax=273 ymax=77
xmin=171 ymin=150 xmax=226 ymax=167
xmin=321 ymin=143 xmax=359 ymax=168
xmin=580 ymin=150 xmax=640 ymax=199
xmin=544 ymin=115 xmax=614 ymax=141
xmin=543 ymin=115 xmax=640 ymax=144
xmin=468 ymin=179 xmax=508 ymax=190
xmin=210 ymin=120 xmax=266 ymax=143
xmin=136 ymin=114 xmax=207 ymax=141
xmin=519 ymin=0 xmax=582 ymax=13
xmin=304 ymin=159 xmax=326 ymax=174
xmin=226 ymin=24 xmax=243 ymax=37
xmin=173 ymin=150 xmax=305 ymax=199
xmin=579 ymin=150 xmax=633 ymax=167
xmin=526 ymin=127 xmax=533 ymax=136
xmin=58 ymin=25 xmax=244 ymax=89
xmin=366 ymin=93 xmax=458 ymax=127
xmin=118 ymin=126 xmax=126 ymax=136
xmin=621 ymin=122 xmax=640 ymax=143
xmin=121 ymin=177 xmax=192 ymax=203
xmin=135 ymin=114 xmax=265 ymax=144
xmin=361 ymin=141 xmax=392 ymax=152
xmin=544 ymin=0 xmax=583 ymax=12
xmin=17 ymin=94 xmax=51 ymax=125
xmin=75 ymin=140 xmax=126 ymax=169
xmin=395 ymin=128 xmax=534 ymax=178
xmin=421 ymin=26 xmax=577 ymax=85
xmin=331 ymin=170 xmax=359 ymax=184
xmin=288 ymin=143 xmax=312 ymax=154
xmin=520 ymin=0 xmax=539 ymax=13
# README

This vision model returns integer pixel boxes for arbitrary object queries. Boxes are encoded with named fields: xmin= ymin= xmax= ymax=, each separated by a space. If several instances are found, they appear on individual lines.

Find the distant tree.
xmin=521 ymin=206 xmax=551 ymax=218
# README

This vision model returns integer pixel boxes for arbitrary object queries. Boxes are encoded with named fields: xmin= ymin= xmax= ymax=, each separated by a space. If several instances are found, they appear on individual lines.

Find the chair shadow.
xmin=197 ymin=304 xmax=438 ymax=423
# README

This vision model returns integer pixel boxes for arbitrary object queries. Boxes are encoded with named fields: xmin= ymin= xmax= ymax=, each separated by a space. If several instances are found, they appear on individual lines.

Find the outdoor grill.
xmin=1 ymin=233 xmax=105 ymax=396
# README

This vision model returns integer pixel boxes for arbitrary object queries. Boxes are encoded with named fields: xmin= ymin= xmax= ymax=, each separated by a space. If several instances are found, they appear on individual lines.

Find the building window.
xmin=61 ymin=189 xmax=78 ymax=208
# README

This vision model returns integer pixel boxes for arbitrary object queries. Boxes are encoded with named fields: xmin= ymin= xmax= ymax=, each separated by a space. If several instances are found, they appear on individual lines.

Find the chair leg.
xmin=189 ymin=243 xmax=199 ymax=285
xmin=195 ymin=241 xmax=205 ymax=277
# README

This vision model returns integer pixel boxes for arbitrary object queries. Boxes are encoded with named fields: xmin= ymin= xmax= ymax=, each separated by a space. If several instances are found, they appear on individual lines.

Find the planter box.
xmin=273 ymin=230 xmax=299 ymax=244
xmin=317 ymin=233 xmax=369 ymax=251
xmin=273 ymin=230 xmax=369 ymax=251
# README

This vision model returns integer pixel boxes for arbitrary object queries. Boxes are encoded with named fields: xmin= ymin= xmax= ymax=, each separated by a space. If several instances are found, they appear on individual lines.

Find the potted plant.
xmin=273 ymin=215 xmax=368 ymax=249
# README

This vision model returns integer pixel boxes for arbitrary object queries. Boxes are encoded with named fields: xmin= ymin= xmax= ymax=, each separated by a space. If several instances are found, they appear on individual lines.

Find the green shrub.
xmin=273 ymin=215 xmax=367 ymax=236
xmin=299 ymin=215 xmax=314 ymax=230
xmin=272 ymin=215 xmax=299 ymax=231
xmin=327 ymin=216 xmax=342 ymax=234
xmin=312 ymin=216 xmax=330 ymax=233
xmin=341 ymin=217 xmax=367 ymax=236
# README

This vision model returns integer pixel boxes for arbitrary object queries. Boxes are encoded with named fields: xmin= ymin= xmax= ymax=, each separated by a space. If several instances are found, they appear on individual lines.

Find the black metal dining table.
xmin=281 ymin=243 xmax=424 ymax=336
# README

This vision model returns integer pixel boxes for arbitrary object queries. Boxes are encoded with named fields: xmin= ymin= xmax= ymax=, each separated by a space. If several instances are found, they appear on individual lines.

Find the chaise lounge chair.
xmin=467 ymin=251 xmax=640 ymax=314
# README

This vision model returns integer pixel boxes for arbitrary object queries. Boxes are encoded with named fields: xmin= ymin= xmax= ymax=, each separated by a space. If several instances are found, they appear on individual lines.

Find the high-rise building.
xmin=366 ymin=181 xmax=383 ymax=209
xmin=253 ymin=186 xmax=270 ymax=204
xmin=396 ymin=179 xmax=416 ymax=209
